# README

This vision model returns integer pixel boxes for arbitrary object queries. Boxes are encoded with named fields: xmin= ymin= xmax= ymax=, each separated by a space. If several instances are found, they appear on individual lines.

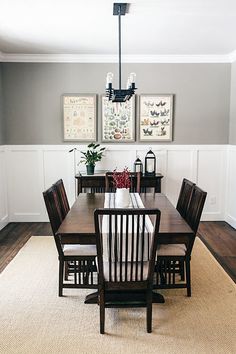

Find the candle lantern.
xmin=145 ymin=149 xmax=156 ymax=176
xmin=134 ymin=156 xmax=143 ymax=174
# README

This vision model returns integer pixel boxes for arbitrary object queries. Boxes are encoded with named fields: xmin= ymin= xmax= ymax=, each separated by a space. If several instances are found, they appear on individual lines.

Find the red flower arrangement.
xmin=112 ymin=167 xmax=131 ymax=189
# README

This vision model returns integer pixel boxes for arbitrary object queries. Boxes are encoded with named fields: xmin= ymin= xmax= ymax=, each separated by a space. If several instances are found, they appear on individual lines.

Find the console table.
xmin=75 ymin=172 xmax=163 ymax=194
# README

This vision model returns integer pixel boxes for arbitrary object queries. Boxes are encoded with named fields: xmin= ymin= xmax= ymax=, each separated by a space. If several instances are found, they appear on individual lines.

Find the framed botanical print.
xmin=101 ymin=95 xmax=135 ymax=142
xmin=63 ymin=94 xmax=97 ymax=141
xmin=139 ymin=94 xmax=174 ymax=142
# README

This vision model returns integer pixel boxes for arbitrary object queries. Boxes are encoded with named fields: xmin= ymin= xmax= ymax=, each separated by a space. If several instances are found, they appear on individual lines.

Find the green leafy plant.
xmin=80 ymin=143 xmax=106 ymax=166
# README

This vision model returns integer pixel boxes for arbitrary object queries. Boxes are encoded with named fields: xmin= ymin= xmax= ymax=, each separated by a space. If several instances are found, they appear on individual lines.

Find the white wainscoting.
xmin=6 ymin=147 xmax=45 ymax=222
xmin=0 ymin=147 xmax=8 ymax=230
xmin=43 ymin=148 xmax=75 ymax=206
xmin=197 ymin=149 xmax=227 ymax=220
xmin=2 ymin=144 xmax=228 ymax=223
xmin=225 ymin=145 xmax=236 ymax=228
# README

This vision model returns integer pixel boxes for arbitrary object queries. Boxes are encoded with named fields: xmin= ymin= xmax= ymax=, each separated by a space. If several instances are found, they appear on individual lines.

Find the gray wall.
xmin=0 ymin=64 xmax=4 ymax=144
xmin=2 ymin=62 xmax=231 ymax=145
xmin=229 ymin=61 xmax=236 ymax=145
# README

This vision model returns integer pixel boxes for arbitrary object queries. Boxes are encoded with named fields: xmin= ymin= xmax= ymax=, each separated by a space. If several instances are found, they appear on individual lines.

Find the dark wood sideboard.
xmin=75 ymin=172 xmax=163 ymax=194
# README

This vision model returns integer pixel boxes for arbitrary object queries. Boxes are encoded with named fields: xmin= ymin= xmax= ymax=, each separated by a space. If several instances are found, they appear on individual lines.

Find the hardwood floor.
xmin=198 ymin=221 xmax=236 ymax=283
xmin=0 ymin=221 xmax=236 ymax=283
xmin=0 ymin=222 xmax=52 ymax=273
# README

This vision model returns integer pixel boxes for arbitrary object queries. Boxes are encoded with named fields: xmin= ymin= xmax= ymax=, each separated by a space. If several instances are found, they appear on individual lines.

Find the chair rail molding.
xmin=1 ymin=144 xmax=230 ymax=225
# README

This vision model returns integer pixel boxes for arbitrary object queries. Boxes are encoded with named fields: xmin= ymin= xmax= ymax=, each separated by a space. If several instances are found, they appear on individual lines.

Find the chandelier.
xmin=106 ymin=3 xmax=137 ymax=103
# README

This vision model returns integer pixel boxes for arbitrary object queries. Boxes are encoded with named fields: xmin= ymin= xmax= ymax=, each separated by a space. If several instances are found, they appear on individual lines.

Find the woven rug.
xmin=0 ymin=236 xmax=235 ymax=354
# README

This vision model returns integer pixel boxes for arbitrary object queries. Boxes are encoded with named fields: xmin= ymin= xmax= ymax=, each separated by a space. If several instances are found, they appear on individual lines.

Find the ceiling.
xmin=0 ymin=0 xmax=236 ymax=59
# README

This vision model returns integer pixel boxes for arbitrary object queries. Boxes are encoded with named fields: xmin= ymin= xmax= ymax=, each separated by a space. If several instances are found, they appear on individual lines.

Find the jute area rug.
xmin=0 ymin=237 xmax=235 ymax=354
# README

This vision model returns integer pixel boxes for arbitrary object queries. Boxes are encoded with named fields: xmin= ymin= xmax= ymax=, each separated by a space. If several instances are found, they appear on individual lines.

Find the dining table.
xmin=57 ymin=193 xmax=194 ymax=304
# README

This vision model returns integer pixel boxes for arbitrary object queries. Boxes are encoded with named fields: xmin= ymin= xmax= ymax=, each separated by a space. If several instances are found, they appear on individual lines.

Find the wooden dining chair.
xmin=176 ymin=178 xmax=195 ymax=218
xmin=94 ymin=208 xmax=161 ymax=334
xmin=43 ymin=185 xmax=97 ymax=297
xmin=175 ymin=179 xmax=195 ymax=279
xmin=154 ymin=185 xmax=207 ymax=297
xmin=53 ymin=179 xmax=72 ymax=280
xmin=105 ymin=172 xmax=141 ymax=193
xmin=53 ymin=179 xmax=70 ymax=219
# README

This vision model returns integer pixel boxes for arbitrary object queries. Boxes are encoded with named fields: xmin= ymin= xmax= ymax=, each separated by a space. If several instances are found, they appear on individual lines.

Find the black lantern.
xmin=145 ymin=149 xmax=156 ymax=176
xmin=134 ymin=156 xmax=143 ymax=174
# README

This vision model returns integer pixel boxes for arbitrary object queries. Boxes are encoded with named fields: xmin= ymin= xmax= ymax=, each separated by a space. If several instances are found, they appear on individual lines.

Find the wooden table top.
xmin=57 ymin=193 xmax=194 ymax=244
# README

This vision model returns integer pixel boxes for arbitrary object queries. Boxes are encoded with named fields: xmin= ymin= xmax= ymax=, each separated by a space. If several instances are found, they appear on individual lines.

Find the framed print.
xmin=139 ymin=94 xmax=173 ymax=142
xmin=101 ymin=95 xmax=135 ymax=143
xmin=63 ymin=94 xmax=97 ymax=141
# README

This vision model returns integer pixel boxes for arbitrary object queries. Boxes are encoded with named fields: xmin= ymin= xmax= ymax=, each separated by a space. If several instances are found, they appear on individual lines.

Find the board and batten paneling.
xmin=165 ymin=149 xmax=195 ymax=207
xmin=6 ymin=147 xmax=45 ymax=222
xmin=43 ymin=148 xmax=75 ymax=205
xmin=225 ymin=145 xmax=236 ymax=228
xmin=94 ymin=147 xmax=136 ymax=172
xmin=197 ymin=150 xmax=226 ymax=220
xmin=3 ymin=144 xmax=227 ymax=223
xmin=0 ymin=147 xmax=8 ymax=230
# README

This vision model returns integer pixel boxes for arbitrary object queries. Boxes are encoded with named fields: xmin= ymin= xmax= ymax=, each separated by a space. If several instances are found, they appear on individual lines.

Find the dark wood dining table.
xmin=57 ymin=193 xmax=194 ymax=304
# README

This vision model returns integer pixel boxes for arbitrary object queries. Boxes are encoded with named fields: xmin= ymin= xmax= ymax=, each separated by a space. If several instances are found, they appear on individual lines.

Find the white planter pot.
xmin=115 ymin=188 xmax=130 ymax=208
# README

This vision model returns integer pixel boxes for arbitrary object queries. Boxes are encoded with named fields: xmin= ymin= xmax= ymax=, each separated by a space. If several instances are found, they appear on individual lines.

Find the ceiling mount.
xmin=113 ymin=3 xmax=128 ymax=16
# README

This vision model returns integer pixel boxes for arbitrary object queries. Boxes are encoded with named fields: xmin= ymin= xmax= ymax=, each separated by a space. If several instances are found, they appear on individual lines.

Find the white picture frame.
xmin=139 ymin=94 xmax=174 ymax=142
xmin=101 ymin=95 xmax=135 ymax=143
xmin=63 ymin=94 xmax=97 ymax=141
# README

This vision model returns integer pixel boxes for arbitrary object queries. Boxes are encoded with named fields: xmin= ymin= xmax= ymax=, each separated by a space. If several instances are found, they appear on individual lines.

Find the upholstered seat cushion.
xmin=103 ymin=261 xmax=149 ymax=282
xmin=157 ymin=243 xmax=187 ymax=256
xmin=63 ymin=244 xmax=97 ymax=256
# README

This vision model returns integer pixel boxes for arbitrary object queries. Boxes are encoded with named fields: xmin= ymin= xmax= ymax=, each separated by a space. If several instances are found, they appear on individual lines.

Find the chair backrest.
xmin=94 ymin=208 xmax=161 ymax=286
xmin=53 ymin=179 xmax=70 ymax=219
xmin=43 ymin=185 xmax=63 ymax=256
xmin=176 ymin=178 xmax=195 ymax=218
xmin=105 ymin=172 xmax=141 ymax=193
xmin=185 ymin=185 xmax=207 ymax=235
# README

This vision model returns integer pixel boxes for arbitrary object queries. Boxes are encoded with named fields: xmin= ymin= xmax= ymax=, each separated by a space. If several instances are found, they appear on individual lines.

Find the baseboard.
xmin=225 ymin=214 xmax=236 ymax=229
xmin=9 ymin=213 xmax=47 ymax=223
xmin=0 ymin=215 xmax=9 ymax=231
xmin=201 ymin=212 xmax=225 ymax=221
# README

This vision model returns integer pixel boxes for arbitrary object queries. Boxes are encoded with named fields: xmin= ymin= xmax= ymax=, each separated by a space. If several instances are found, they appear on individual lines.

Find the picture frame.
xmin=63 ymin=94 xmax=97 ymax=141
xmin=101 ymin=95 xmax=135 ymax=143
xmin=139 ymin=94 xmax=174 ymax=142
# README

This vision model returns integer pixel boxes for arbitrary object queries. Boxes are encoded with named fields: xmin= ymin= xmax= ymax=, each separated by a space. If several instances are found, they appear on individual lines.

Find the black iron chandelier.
xmin=106 ymin=3 xmax=137 ymax=103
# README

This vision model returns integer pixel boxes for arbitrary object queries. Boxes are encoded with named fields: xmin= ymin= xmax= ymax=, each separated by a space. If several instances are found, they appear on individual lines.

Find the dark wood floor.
xmin=0 ymin=221 xmax=236 ymax=283
xmin=198 ymin=221 xmax=236 ymax=283
xmin=0 ymin=222 xmax=52 ymax=272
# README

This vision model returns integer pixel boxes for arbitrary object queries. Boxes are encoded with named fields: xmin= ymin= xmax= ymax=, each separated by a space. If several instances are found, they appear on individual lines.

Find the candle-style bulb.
xmin=126 ymin=78 xmax=131 ymax=88
xmin=106 ymin=72 xmax=113 ymax=88
xmin=129 ymin=72 xmax=136 ymax=83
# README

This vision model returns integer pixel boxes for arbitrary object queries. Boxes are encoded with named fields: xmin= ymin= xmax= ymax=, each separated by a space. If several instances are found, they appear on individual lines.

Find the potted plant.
xmin=112 ymin=167 xmax=131 ymax=207
xmin=80 ymin=143 xmax=106 ymax=175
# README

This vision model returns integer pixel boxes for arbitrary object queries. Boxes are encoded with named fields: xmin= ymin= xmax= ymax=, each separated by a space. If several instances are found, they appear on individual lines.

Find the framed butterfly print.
xmin=139 ymin=94 xmax=174 ymax=142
